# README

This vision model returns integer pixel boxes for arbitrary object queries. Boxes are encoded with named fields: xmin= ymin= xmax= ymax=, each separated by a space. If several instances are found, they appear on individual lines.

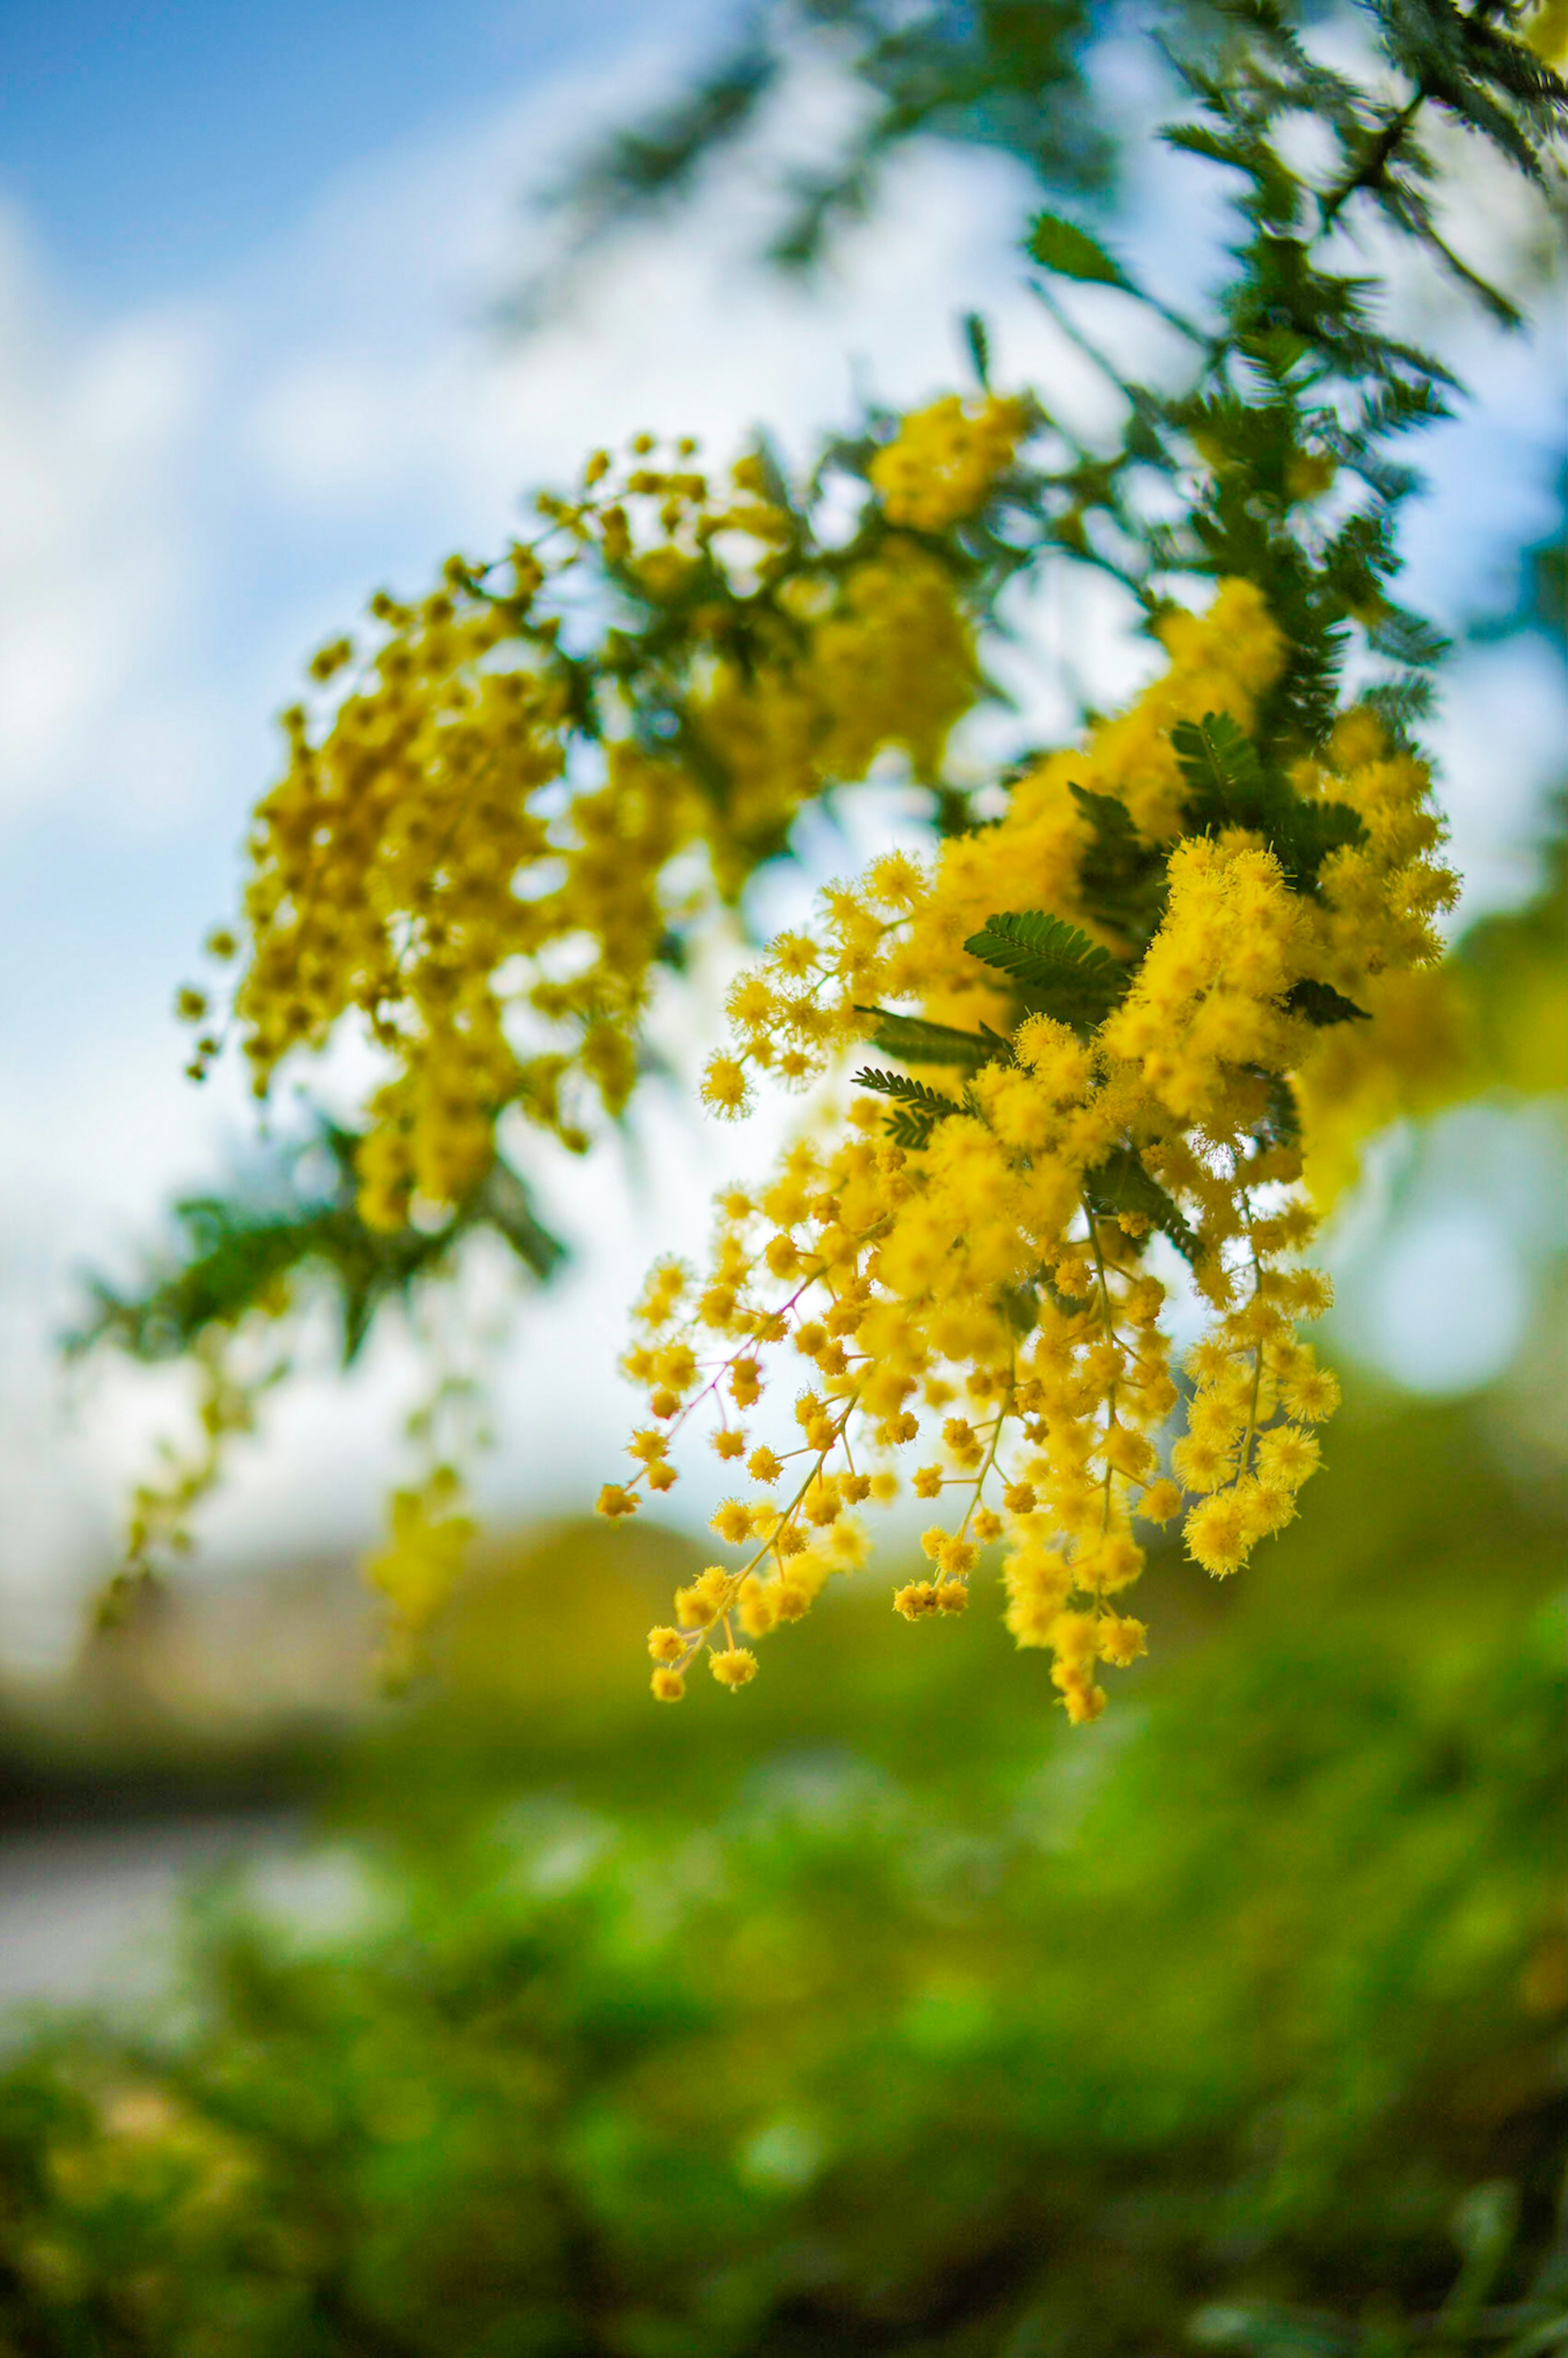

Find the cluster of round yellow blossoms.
xmin=868 ymin=393 xmax=1033 ymax=531
xmin=210 ymin=437 xmax=982 ymax=1233
xmin=607 ymin=579 xmax=1459 ymax=1717
xmin=180 ymin=377 xmax=1463 ymax=1703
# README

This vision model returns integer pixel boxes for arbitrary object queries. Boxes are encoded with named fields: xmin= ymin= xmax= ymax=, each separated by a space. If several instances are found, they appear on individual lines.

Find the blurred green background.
xmin=2 ymin=1271 xmax=1563 ymax=2350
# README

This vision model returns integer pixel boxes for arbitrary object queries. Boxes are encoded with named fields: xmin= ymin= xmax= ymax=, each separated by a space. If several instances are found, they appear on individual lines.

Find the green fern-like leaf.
xmin=1171 ymin=711 xmax=1267 ymax=804
xmin=68 ymin=1124 xmax=567 ymax=1373
xmin=1252 ymin=1071 xmax=1303 ymax=1153
xmin=1067 ymin=785 xmax=1168 ymax=945
xmin=963 ymin=909 xmax=1128 ymax=1027
xmin=1172 ymin=711 xmax=1366 ymax=889
xmin=853 ymin=1068 xmax=963 ymax=1114
xmin=1280 ymin=798 xmax=1368 ymax=879
xmin=853 ymin=1066 xmax=965 ymax=1151
xmin=855 ymin=1008 xmax=1005 ymax=1072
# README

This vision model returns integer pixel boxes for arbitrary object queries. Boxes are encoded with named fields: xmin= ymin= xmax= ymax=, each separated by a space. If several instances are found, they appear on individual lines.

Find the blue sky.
xmin=0 ymin=0 xmax=676 ymax=303
xmin=0 ymin=1 xmax=1562 ymax=1670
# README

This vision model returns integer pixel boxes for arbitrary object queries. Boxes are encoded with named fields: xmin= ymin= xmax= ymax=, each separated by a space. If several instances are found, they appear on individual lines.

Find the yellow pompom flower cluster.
xmin=695 ymin=544 xmax=977 ymax=887
xmin=177 ymin=388 xmax=1466 ymax=1689
xmin=220 ymin=433 xmax=983 ymax=1231
xmin=1292 ymin=707 xmax=1472 ymax=1205
xmin=869 ymin=393 xmax=1033 ymax=530
xmin=609 ymin=579 xmax=1459 ymax=1714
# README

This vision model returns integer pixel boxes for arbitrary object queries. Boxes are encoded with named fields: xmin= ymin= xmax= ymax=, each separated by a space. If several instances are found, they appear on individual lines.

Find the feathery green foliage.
xmin=69 ymin=1124 xmax=564 ymax=1373
xmin=858 ymin=1008 xmax=1007 ymax=1070
xmin=962 ymin=908 xmax=1129 ymax=1027
xmin=851 ymin=1065 xmax=968 ymax=1150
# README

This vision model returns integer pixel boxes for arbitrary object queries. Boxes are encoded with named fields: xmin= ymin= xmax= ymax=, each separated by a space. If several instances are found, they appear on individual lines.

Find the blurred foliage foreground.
xmin=0 ymin=1379 xmax=1563 ymax=2358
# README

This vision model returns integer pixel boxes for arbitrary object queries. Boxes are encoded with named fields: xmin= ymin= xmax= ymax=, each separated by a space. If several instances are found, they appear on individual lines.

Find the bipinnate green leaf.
xmin=1286 ymin=800 xmax=1369 ymax=874
xmin=853 ymin=1068 xmax=962 ymax=1112
xmin=855 ymin=1008 xmax=1005 ymax=1072
xmin=1172 ymin=711 xmax=1366 ymax=890
xmin=963 ymin=909 xmax=1128 ymax=1027
xmin=1067 ymin=784 xmax=1167 ymax=945
xmin=853 ymin=1067 xmax=964 ymax=1151
xmin=1252 ymin=1071 xmax=1302 ymax=1153
xmin=1171 ymin=712 xmax=1267 ymax=805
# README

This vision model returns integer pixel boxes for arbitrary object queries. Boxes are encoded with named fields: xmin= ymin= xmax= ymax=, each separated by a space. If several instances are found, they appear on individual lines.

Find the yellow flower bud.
xmin=710 ymin=1645 xmax=758 ymax=1690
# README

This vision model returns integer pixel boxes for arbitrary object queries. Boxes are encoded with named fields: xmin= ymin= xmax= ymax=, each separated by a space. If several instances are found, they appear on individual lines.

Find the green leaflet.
xmin=1026 ymin=210 xmax=1129 ymax=290
xmin=853 ymin=1066 xmax=965 ymax=1152
xmin=1361 ymin=601 xmax=1450 ymax=670
xmin=998 ymin=1276 xmax=1043 ymax=1336
xmin=1171 ymin=711 xmax=1366 ymax=890
xmin=1284 ymin=977 xmax=1370 ymax=1026
xmin=1082 ymin=1147 xmax=1199 ymax=1266
xmin=1068 ymin=783 xmax=1168 ymax=945
xmin=853 ymin=1005 xmax=1011 ymax=1146
xmin=1282 ymin=799 xmax=1368 ymax=876
xmin=855 ymin=1007 xmax=1007 ymax=1072
xmin=1171 ymin=711 xmax=1265 ymax=802
xmin=963 ymin=909 xmax=1129 ymax=1030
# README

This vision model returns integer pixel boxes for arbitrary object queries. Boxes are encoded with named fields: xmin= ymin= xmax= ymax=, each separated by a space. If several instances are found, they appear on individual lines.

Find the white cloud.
xmin=0 ymin=211 xmax=215 ymax=822
xmin=248 ymin=354 xmax=414 ymax=506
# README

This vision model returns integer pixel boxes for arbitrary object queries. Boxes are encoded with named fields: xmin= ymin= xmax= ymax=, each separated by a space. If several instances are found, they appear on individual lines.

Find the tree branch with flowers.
xmin=82 ymin=0 xmax=1566 ymax=1703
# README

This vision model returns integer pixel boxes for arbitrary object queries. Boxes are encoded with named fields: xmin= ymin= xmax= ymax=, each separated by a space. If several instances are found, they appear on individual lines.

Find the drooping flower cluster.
xmin=122 ymin=0 xmax=1563 ymax=1702
xmin=214 ymin=437 xmax=985 ymax=1233
xmin=608 ymin=578 xmax=1459 ymax=1715
xmin=164 ymin=355 xmax=1467 ymax=1694
xmin=695 ymin=542 xmax=977 ymax=886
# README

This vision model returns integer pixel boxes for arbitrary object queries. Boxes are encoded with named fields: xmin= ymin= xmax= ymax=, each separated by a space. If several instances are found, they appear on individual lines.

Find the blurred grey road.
xmin=0 ymin=1814 xmax=299 ymax=2010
